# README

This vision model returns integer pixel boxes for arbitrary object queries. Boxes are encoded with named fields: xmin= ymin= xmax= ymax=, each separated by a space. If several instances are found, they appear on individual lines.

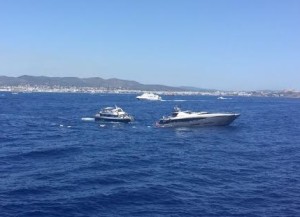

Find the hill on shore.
xmin=0 ymin=75 xmax=188 ymax=91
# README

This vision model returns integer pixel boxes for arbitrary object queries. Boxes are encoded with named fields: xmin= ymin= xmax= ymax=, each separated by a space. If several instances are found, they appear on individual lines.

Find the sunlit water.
xmin=1 ymin=93 xmax=300 ymax=216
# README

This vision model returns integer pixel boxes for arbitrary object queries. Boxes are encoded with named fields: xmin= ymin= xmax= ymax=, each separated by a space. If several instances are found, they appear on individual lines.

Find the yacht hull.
xmin=136 ymin=98 xmax=161 ymax=101
xmin=95 ymin=115 xmax=133 ymax=123
xmin=156 ymin=114 xmax=239 ymax=128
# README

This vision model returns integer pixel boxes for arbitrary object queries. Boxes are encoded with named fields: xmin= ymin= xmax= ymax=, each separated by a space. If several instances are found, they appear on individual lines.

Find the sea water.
xmin=0 ymin=93 xmax=300 ymax=216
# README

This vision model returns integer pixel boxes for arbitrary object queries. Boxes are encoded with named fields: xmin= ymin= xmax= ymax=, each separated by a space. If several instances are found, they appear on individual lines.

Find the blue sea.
xmin=1 ymin=92 xmax=300 ymax=217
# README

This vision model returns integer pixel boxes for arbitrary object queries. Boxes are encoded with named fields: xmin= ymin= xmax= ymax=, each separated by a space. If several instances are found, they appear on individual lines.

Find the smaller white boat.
xmin=136 ymin=93 xmax=162 ymax=101
xmin=95 ymin=106 xmax=133 ymax=123
xmin=217 ymin=96 xmax=232 ymax=100
xmin=156 ymin=106 xmax=239 ymax=128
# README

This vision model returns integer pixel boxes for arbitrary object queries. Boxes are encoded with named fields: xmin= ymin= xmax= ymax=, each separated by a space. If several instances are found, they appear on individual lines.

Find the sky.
xmin=0 ymin=0 xmax=299 ymax=90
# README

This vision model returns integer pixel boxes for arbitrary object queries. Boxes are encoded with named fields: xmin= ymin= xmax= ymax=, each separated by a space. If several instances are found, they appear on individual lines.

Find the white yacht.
xmin=217 ymin=96 xmax=232 ymax=100
xmin=136 ymin=93 xmax=162 ymax=101
xmin=156 ymin=106 xmax=239 ymax=127
xmin=95 ymin=106 xmax=133 ymax=123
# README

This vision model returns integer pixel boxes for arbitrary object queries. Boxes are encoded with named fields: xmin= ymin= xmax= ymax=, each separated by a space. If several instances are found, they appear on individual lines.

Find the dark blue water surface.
xmin=1 ymin=93 xmax=300 ymax=217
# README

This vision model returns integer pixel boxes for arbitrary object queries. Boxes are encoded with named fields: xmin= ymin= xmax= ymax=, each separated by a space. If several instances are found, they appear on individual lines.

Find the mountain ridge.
xmin=0 ymin=75 xmax=191 ymax=91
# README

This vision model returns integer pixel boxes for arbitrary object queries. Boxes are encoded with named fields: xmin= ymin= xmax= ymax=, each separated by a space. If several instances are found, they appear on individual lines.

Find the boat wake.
xmin=81 ymin=117 xmax=96 ymax=122
xmin=161 ymin=99 xmax=187 ymax=102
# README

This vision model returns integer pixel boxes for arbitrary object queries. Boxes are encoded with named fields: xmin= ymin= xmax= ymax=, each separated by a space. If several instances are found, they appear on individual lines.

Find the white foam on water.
xmin=100 ymin=124 xmax=105 ymax=127
xmin=59 ymin=124 xmax=64 ymax=127
xmin=81 ymin=117 xmax=95 ymax=122
xmin=161 ymin=99 xmax=187 ymax=102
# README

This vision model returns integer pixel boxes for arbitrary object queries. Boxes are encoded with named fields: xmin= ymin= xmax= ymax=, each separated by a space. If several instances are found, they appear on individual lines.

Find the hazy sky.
xmin=0 ymin=0 xmax=299 ymax=90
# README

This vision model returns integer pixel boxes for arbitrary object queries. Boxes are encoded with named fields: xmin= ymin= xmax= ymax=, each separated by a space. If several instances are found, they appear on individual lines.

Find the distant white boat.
xmin=217 ymin=96 xmax=232 ymax=100
xmin=136 ymin=93 xmax=162 ymax=101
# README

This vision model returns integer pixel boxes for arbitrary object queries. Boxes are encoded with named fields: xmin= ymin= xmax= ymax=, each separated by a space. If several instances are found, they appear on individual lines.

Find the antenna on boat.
xmin=174 ymin=105 xmax=181 ymax=112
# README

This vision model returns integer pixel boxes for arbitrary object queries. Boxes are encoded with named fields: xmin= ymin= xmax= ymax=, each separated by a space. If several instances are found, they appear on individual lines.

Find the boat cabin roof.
xmin=101 ymin=106 xmax=124 ymax=113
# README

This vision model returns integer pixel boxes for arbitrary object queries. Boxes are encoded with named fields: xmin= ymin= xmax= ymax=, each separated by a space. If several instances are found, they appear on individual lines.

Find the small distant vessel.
xmin=95 ymin=106 xmax=133 ymax=123
xmin=156 ymin=106 xmax=239 ymax=128
xmin=136 ymin=93 xmax=162 ymax=101
xmin=217 ymin=96 xmax=232 ymax=100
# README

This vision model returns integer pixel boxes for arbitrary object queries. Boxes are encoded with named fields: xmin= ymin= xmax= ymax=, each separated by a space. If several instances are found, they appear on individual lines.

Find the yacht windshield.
xmin=171 ymin=112 xmax=178 ymax=117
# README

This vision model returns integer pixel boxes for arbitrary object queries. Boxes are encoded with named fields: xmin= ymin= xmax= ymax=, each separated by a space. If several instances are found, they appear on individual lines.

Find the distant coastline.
xmin=0 ymin=75 xmax=299 ymax=98
xmin=1 ymin=85 xmax=300 ymax=98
